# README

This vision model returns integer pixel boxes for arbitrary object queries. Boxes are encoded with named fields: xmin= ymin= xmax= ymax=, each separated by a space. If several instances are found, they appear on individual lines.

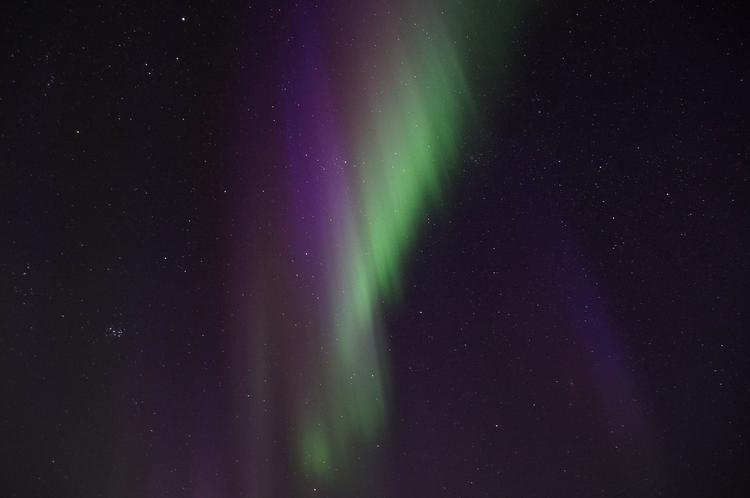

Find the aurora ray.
xmin=240 ymin=1 xmax=523 ymax=495
xmin=288 ymin=5 xmax=473 ymax=488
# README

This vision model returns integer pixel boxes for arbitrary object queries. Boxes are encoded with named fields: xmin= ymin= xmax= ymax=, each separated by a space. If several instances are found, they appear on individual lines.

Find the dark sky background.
xmin=2 ymin=1 xmax=748 ymax=497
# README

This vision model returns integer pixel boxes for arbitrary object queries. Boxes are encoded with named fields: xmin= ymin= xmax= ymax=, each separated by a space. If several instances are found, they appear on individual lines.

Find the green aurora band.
xmin=298 ymin=15 xmax=470 ymax=480
xmin=279 ymin=1 xmax=524 ymax=491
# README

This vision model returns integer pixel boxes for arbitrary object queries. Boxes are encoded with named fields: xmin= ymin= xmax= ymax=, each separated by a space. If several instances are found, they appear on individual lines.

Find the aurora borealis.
xmin=248 ymin=3 xmax=492 ymax=493
xmin=289 ymin=6 xmax=472 ymax=485
xmin=3 ymin=1 xmax=750 ymax=497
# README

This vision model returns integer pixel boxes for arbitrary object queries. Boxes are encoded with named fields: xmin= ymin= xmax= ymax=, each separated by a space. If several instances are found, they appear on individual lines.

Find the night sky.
xmin=2 ymin=1 xmax=749 ymax=497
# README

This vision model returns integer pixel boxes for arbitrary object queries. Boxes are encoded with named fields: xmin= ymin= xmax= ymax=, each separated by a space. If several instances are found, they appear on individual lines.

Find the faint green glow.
xmin=300 ymin=422 xmax=331 ymax=476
